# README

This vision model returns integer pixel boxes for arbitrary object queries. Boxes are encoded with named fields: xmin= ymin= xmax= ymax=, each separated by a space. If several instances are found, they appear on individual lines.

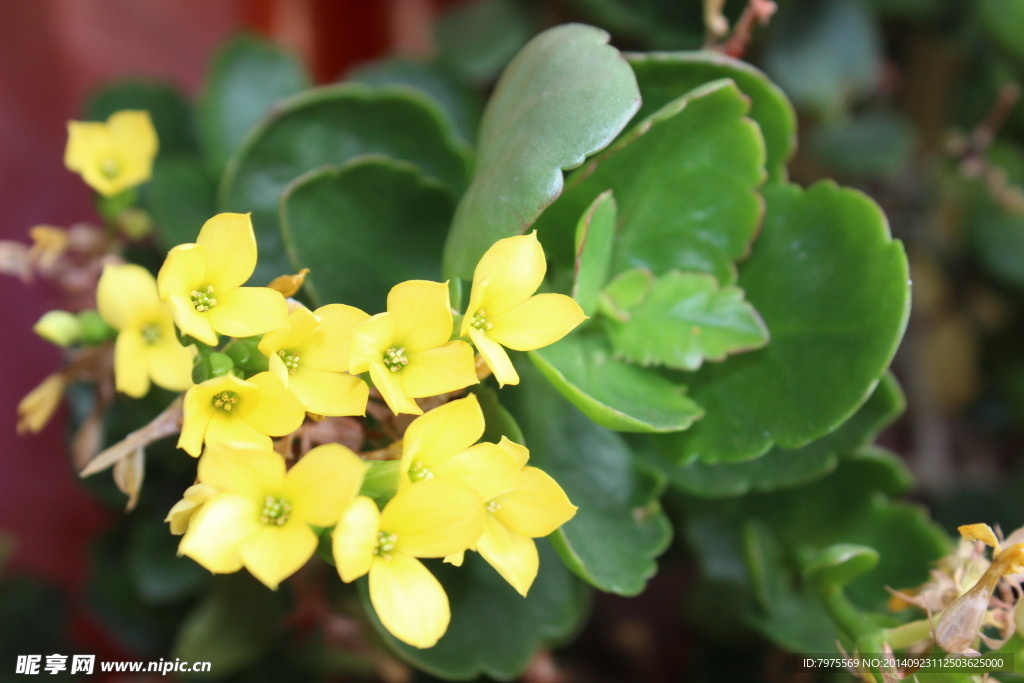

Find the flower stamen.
xmin=277 ymin=349 xmax=300 ymax=375
xmin=486 ymin=500 xmax=501 ymax=513
xmin=470 ymin=309 xmax=494 ymax=332
xmin=383 ymin=346 xmax=408 ymax=373
xmin=190 ymin=285 xmax=218 ymax=312
xmin=375 ymin=531 xmax=398 ymax=560
xmin=260 ymin=495 xmax=291 ymax=526
xmin=141 ymin=323 xmax=161 ymax=345
xmin=408 ymin=461 xmax=434 ymax=482
xmin=211 ymin=390 xmax=239 ymax=411
xmin=100 ymin=157 xmax=120 ymax=179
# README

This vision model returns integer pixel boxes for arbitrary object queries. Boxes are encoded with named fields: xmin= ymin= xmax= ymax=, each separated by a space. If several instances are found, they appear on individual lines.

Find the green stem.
xmin=883 ymin=618 xmax=932 ymax=650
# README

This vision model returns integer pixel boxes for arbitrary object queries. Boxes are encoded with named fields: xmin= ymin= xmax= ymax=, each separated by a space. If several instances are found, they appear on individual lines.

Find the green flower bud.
xmin=33 ymin=310 xmax=82 ymax=347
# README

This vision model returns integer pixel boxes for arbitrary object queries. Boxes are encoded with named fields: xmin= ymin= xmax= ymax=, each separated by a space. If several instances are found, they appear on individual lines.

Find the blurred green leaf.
xmin=128 ymin=520 xmax=211 ymax=604
xmin=979 ymin=0 xmax=1024 ymax=66
xmin=572 ymin=190 xmax=617 ymax=316
xmin=808 ymin=110 xmax=914 ymax=179
xmin=443 ymin=23 xmax=641 ymax=278
xmin=803 ymin=544 xmax=880 ymax=588
xmin=144 ymin=153 xmax=216 ymax=250
xmin=280 ymin=156 xmax=454 ymax=312
xmin=84 ymin=80 xmax=196 ymax=154
xmin=434 ymin=0 xmax=536 ymax=83
xmin=562 ymin=0 xmax=706 ymax=49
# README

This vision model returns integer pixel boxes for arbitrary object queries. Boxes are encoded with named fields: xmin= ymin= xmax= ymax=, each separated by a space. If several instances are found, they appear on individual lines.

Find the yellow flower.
xmin=178 ymin=372 xmax=305 ymax=457
xmin=461 ymin=232 xmax=586 ymax=386
xmin=97 ymin=263 xmax=195 ymax=397
xmin=349 ymin=280 xmax=477 ymax=415
xmin=180 ymin=442 xmax=365 ymax=589
xmin=398 ymin=395 xmax=519 ymax=493
xmin=165 ymin=483 xmax=217 ymax=535
xmin=332 ymin=480 xmax=485 ymax=649
xmin=258 ymin=304 xmax=369 ymax=417
xmin=64 ymin=110 xmax=158 ymax=197
xmin=157 ymin=213 xmax=288 ymax=346
xmin=17 ymin=374 xmax=65 ymax=434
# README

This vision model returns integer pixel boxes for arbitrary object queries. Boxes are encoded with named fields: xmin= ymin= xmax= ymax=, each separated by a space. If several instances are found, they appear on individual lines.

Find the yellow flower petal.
xmin=196 ymin=213 xmax=257 ymax=291
xmin=370 ymin=362 xmax=422 ymax=416
xmin=179 ymin=493 xmax=260 ymax=574
xmin=197 ymin=442 xmax=285 ymax=500
xmin=382 ymin=480 xmax=485 ymax=558
xmin=496 ymin=436 xmax=530 ymax=469
xmin=369 ymin=553 xmax=450 ymax=649
xmin=493 ymin=467 xmax=577 ymax=538
xmin=64 ymin=111 xmax=157 ymax=196
xmin=107 ymin=110 xmax=158 ymax=185
xmin=158 ymin=243 xmax=207 ymax=302
xmin=958 ymin=523 xmax=1001 ymax=551
xmin=400 ymin=341 xmax=478 ymax=398
xmin=243 ymin=371 xmax=306 ymax=436
xmin=205 ymin=412 xmax=273 ymax=451
xmin=388 ymin=280 xmax=453 ymax=350
xmin=305 ymin=303 xmax=370 ymax=371
xmin=257 ymin=307 xmax=320 ymax=360
xmin=489 ymin=293 xmax=586 ymax=351
xmin=207 ymin=286 xmax=288 ymax=339
xmin=146 ymin=331 xmax=195 ymax=392
xmin=114 ymin=329 xmax=150 ymax=398
xmin=400 ymin=395 xmax=485 ymax=474
xmin=289 ymin=367 xmax=368 ymax=417
xmin=464 ymin=232 xmax=547 ymax=334
xmin=165 ymin=483 xmax=216 ymax=535
xmin=179 ymin=387 xmax=216 ymax=457
xmin=64 ymin=121 xmax=108 ymax=182
xmin=285 ymin=443 xmax=367 ymax=527
xmin=97 ymin=263 xmax=162 ymax=330
xmin=476 ymin=514 xmax=539 ymax=597
xmin=469 ymin=327 xmax=519 ymax=387
xmin=17 ymin=374 xmax=65 ymax=434
xmin=166 ymin=295 xmax=218 ymax=346
xmin=333 ymin=496 xmax=381 ymax=582
xmin=431 ymin=442 xmax=520 ymax=502
xmin=349 ymin=313 xmax=395 ymax=375
xmin=239 ymin=523 xmax=318 ymax=590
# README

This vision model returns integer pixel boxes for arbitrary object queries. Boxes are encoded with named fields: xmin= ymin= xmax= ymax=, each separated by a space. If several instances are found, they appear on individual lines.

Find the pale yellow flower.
xmin=64 ymin=110 xmax=158 ymax=197
xmin=17 ymin=374 xmax=65 ymax=434
xmin=166 ymin=483 xmax=217 ymax=535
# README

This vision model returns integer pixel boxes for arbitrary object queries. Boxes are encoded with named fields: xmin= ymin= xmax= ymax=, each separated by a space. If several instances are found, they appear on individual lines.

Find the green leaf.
xmin=803 ymin=544 xmax=880 ymax=588
xmin=807 ymin=110 xmax=914 ymax=179
xmin=507 ymin=366 xmax=673 ymax=594
xmin=626 ymin=50 xmax=796 ymax=180
xmin=530 ymin=332 xmax=703 ymax=433
xmin=474 ymin=385 xmax=526 ymax=444
xmin=434 ymin=0 xmax=536 ymax=83
xmin=173 ymin=574 xmax=278 ymax=678
xmin=443 ymin=23 xmax=641 ymax=278
xmin=220 ymin=84 xmax=470 ymax=283
xmin=652 ymin=372 xmax=905 ymax=495
xmin=659 ymin=182 xmax=910 ymax=463
xmin=127 ymin=520 xmax=210 ymax=604
xmin=280 ymin=156 xmax=454 ymax=312
xmin=979 ymin=0 xmax=1024 ymax=66
xmin=603 ymin=270 xmax=769 ymax=370
xmin=572 ymin=190 xmax=617 ymax=316
xmin=533 ymin=79 xmax=766 ymax=285
xmin=84 ymin=80 xmax=195 ymax=154
xmin=362 ymin=542 xmax=588 ymax=680
xmin=561 ymin=0 xmax=706 ymax=49
xmin=197 ymin=34 xmax=310 ymax=176
xmin=600 ymin=268 xmax=653 ymax=320
xmin=143 ymin=153 xmax=216 ymax=250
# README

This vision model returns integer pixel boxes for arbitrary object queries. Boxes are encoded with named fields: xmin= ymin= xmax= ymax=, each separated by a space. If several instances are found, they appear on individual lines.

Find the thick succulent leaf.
xmin=361 ymin=542 xmax=588 ymax=680
xmin=280 ymin=156 xmax=453 ymax=312
xmin=658 ymin=182 xmax=910 ymax=463
xmin=603 ymin=270 xmax=769 ymax=370
xmin=572 ymin=190 xmax=617 ymax=316
xmin=530 ymin=332 xmax=703 ymax=433
xmin=443 ymin=23 xmax=641 ymax=278
xmin=626 ymin=50 xmax=796 ymax=180
xmin=143 ymin=153 xmax=216 ymax=251
xmin=533 ymin=79 xmax=766 ymax=285
xmin=197 ymin=34 xmax=310 ymax=176
xmin=84 ymin=80 xmax=195 ymax=154
xmin=507 ymin=366 xmax=673 ymax=594
xmin=652 ymin=373 xmax=904 ymax=496
xmin=220 ymin=84 xmax=470 ymax=283
xmin=803 ymin=544 xmax=879 ymax=588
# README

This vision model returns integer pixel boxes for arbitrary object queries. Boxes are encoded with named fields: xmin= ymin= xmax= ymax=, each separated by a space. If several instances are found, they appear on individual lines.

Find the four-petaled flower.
xmin=178 ymin=372 xmax=305 ymax=457
xmin=349 ymin=280 xmax=477 ymax=415
xmin=258 ymin=304 xmax=369 ymax=417
xmin=64 ymin=110 xmax=158 ymax=197
xmin=97 ymin=263 xmax=195 ymax=397
xmin=180 ymin=442 xmax=366 ymax=589
xmin=461 ymin=232 xmax=586 ymax=386
xmin=332 ymin=480 xmax=485 ymax=649
xmin=157 ymin=213 xmax=288 ymax=346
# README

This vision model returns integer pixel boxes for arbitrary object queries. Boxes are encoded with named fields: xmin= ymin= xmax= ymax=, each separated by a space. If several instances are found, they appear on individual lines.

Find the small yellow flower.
xmin=349 ymin=280 xmax=477 ymax=415
xmin=180 ymin=442 xmax=366 ymax=589
xmin=332 ymin=480 xmax=485 ymax=649
xmin=17 ymin=374 xmax=65 ymax=434
xmin=258 ymin=304 xmax=369 ymax=417
xmin=165 ymin=483 xmax=217 ymax=535
xmin=157 ymin=213 xmax=288 ymax=346
xmin=97 ymin=263 xmax=195 ymax=397
xmin=178 ymin=372 xmax=305 ymax=457
xmin=461 ymin=232 xmax=586 ymax=386
xmin=64 ymin=110 xmax=158 ymax=197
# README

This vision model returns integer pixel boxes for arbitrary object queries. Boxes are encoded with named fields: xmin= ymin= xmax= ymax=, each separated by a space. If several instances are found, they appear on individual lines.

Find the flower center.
xmin=190 ymin=285 xmax=218 ymax=312
xmin=408 ymin=461 xmax=433 ymax=482
xmin=383 ymin=346 xmax=408 ymax=373
xmin=486 ymin=500 xmax=501 ymax=513
xmin=100 ymin=157 xmax=120 ymax=179
xmin=260 ymin=495 xmax=291 ymax=526
xmin=141 ymin=323 xmax=161 ymax=345
xmin=470 ymin=309 xmax=494 ymax=332
xmin=375 ymin=531 xmax=398 ymax=560
xmin=277 ymin=349 xmax=300 ymax=375
xmin=211 ymin=390 xmax=239 ymax=412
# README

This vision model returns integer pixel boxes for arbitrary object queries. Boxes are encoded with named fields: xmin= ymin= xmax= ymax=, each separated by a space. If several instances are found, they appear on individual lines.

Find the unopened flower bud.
xmin=33 ymin=310 xmax=82 ymax=347
xmin=77 ymin=310 xmax=116 ymax=345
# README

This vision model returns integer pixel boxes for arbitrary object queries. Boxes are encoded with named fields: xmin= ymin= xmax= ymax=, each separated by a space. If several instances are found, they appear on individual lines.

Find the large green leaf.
xmin=530 ymin=332 xmax=703 ymax=433
xmin=443 ymin=23 xmax=641 ymax=278
xmin=144 ymin=153 xmax=216 ymax=251
xmin=603 ymin=270 xmax=769 ymax=370
xmin=626 ymin=50 xmax=796 ymax=180
xmin=84 ymin=80 xmax=195 ymax=154
xmin=533 ymin=79 xmax=766 ymax=285
xmin=197 ymin=34 xmax=310 ymax=177
xmin=433 ymin=0 xmax=536 ymax=83
xmin=508 ymin=367 xmax=673 ymax=594
xmin=220 ymin=84 xmax=470 ymax=283
xmin=279 ymin=156 xmax=454 ymax=312
xmin=659 ymin=182 xmax=910 ymax=463
xmin=361 ymin=542 xmax=588 ymax=681
xmin=572 ymin=190 xmax=617 ymax=316
xmin=653 ymin=373 xmax=904 ymax=496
